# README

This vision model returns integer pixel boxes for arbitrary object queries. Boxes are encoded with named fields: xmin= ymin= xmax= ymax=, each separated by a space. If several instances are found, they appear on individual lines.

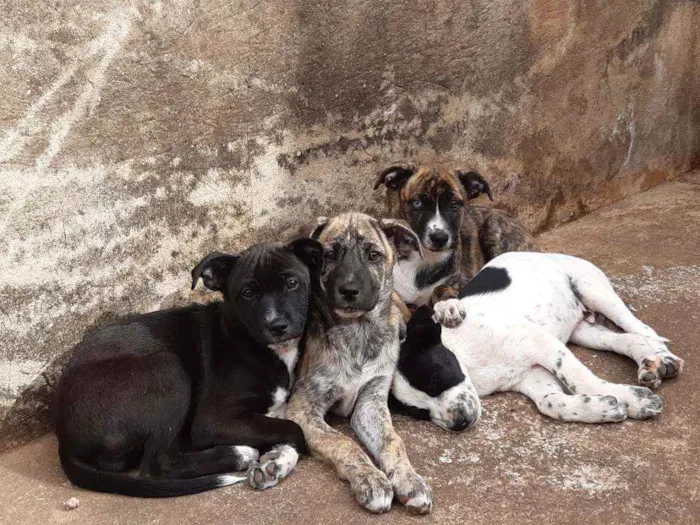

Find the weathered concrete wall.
xmin=1 ymin=0 xmax=699 ymax=450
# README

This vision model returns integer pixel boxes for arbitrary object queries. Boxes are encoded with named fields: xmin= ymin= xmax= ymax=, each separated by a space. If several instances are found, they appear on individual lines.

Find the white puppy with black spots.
xmin=392 ymin=252 xmax=685 ymax=426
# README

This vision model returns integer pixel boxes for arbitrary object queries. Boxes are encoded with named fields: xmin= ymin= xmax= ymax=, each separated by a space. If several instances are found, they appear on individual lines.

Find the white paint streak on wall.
xmin=624 ymin=120 xmax=636 ymax=166
xmin=35 ymin=10 xmax=137 ymax=172
xmin=0 ymin=61 xmax=82 ymax=163
xmin=0 ymin=8 xmax=137 ymax=167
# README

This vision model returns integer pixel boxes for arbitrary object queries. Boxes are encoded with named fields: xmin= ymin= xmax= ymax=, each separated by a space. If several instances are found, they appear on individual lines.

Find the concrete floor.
xmin=2 ymin=175 xmax=699 ymax=525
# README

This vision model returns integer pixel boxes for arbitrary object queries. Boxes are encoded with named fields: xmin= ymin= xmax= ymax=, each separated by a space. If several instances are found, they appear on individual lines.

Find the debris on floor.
xmin=62 ymin=497 xmax=80 ymax=511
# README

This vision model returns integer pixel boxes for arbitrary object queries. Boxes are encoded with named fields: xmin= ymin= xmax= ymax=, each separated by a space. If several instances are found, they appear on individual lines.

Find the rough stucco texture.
xmin=1 ymin=0 xmax=699 ymax=450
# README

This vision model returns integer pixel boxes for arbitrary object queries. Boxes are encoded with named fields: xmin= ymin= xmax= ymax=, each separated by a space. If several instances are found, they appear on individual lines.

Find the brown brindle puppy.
xmin=374 ymin=162 xmax=539 ymax=326
xmin=287 ymin=212 xmax=433 ymax=514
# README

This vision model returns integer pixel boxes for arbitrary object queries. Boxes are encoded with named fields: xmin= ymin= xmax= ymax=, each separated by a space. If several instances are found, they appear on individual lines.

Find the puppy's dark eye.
xmin=324 ymin=250 xmax=337 ymax=262
xmin=241 ymin=287 xmax=255 ymax=300
xmin=286 ymin=277 xmax=299 ymax=290
xmin=450 ymin=199 xmax=463 ymax=210
xmin=368 ymin=250 xmax=383 ymax=262
xmin=411 ymin=200 xmax=423 ymax=209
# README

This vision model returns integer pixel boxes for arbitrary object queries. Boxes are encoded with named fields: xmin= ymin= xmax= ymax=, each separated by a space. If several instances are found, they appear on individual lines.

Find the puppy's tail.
xmin=59 ymin=450 xmax=247 ymax=498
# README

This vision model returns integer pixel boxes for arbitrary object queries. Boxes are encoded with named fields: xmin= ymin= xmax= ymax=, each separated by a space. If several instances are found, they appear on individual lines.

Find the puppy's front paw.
xmin=638 ymin=354 xmax=685 ymax=388
xmin=350 ymin=469 xmax=393 ymax=514
xmin=231 ymin=445 xmax=259 ymax=470
xmin=391 ymin=468 xmax=433 ymax=515
xmin=248 ymin=445 xmax=298 ymax=490
xmin=432 ymin=299 xmax=466 ymax=328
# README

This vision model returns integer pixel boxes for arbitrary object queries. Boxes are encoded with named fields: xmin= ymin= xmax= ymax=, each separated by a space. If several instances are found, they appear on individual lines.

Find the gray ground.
xmin=1 ymin=174 xmax=698 ymax=525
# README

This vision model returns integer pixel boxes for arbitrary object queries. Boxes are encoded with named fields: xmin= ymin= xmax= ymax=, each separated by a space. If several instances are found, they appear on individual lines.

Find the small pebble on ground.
xmin=63 ymin=497 xmax=80 ymax=511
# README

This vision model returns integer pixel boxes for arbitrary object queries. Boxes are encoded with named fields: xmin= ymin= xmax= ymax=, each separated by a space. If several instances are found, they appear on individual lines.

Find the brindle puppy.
xmin=287 ymin=213 xmax=433 ymax=515
xmin=374 ymin=162 xmax=539 ymax=326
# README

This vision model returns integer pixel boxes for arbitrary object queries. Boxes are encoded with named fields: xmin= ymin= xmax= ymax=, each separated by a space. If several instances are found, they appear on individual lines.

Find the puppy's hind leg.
xmin=190 ymin=413 xmax=306 ymax=490
xmin=153 ymin=445 xmax=259 ymax=480
xmin=516 ymin=366 xmax=626 ymax=423
xmin=566 ymin=259 xmax=684 ymax=384
xmin=571 ymin=321 xmax=684 ymax=389
xmin=566 ymin=257 xmax=668 ymax=342
xmin=530 ymin=327 xmax=663 ymax=420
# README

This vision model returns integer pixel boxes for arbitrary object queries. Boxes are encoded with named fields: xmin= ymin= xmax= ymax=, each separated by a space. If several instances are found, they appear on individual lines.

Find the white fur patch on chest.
xmin=268 ymin=337 xmax=300 ymax=383
xmin=393 ymin=250 xmax=452 ymax=306
xmin=266 ymin=386 xmax=290 ymax=418
xmin=265 ymin=338 xmax=299 ymax=419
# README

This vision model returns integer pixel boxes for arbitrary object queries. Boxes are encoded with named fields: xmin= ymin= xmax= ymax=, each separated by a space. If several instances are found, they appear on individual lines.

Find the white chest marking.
xmin=393 ymin=249 xmax=453 ymax=306
xmin=268 ymin=337 xmax=300 ymax=384
xmin=394 ymin=252 xmax=424 ymax=304
xmin=266 ymin=386 xmax=290 ymax=418
xmin=266 ymin=338 xmax=300 ymax=419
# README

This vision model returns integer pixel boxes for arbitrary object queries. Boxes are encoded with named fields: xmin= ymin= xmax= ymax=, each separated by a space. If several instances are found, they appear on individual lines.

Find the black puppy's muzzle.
xmin=262 ymin=318 xmax=298 ymax=344
xmin=266 ymin=318 xmax=289 ymax=338
xmin=258 ymin=299 xmax=303 ymax=344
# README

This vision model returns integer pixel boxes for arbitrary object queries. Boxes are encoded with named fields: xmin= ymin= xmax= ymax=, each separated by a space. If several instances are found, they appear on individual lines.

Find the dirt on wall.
xmin=1 ymin=0 xmax=699 ymax=450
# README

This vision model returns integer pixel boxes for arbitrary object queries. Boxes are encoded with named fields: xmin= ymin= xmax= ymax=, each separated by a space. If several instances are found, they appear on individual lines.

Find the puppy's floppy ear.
xmin=374 ymin=163 xmax=416 ymax=191
xmin=281 ymin=216 xmax=328 ymax=243
xmin=379 ymin=218 xmax=424 ymax=260
xmin=308 ymin=216 xmax=328 ymax=240
xmin=287 ymin=216 xmax=328 ymax=241
xmin=191 ymin=252 xmax=238 ymax=291
xmin=457 ymin=171 xmax=493 ymax=201
xmin=287 ymin=238 xmax=323 ymax=269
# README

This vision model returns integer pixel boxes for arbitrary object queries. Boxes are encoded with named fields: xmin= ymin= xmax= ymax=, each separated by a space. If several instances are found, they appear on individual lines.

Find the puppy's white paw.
xmin=391 ymin=468 xmax=433 ymax=515
xmin=350 ymin=469 xmax=393 ymax=514
xmin=248 ymin=445 xmax=298 ymax=490
xmin=432 ymin=299 xmax=466 ymax=328
xmin=231 ymin=445 xmax=259 ymax=470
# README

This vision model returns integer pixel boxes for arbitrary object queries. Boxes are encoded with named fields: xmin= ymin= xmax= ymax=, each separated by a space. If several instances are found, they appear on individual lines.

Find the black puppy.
xmin=55 ymin=240 xmax=320 ymax=497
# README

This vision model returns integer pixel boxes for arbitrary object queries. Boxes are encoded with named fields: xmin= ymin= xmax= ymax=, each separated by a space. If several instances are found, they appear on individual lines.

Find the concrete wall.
xmin=1 ymin=0 xmax=699 ymax=450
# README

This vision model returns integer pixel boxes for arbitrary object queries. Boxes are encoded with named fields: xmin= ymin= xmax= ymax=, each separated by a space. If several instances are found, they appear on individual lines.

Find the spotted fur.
xmin=392 ymin=252 xmax=684 ymax=427
xmin=287 ymin=213 xmax=433 ymax=515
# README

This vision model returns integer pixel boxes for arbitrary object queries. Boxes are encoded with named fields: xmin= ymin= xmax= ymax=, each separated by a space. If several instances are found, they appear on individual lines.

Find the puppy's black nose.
xmin=450 ymin=412 xmax=477 ymax=432
xmin=338 ymin=285 xmax=360 ymax=301
xmin=429 ymin=231 xmax=449 ymax=248
xmin=267 ymin=320 xmax=289 ymax=337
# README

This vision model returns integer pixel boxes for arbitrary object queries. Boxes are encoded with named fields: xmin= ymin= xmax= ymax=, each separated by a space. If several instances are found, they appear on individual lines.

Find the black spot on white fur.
xmin=459 ymin=267 xmax=511 ymax=298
